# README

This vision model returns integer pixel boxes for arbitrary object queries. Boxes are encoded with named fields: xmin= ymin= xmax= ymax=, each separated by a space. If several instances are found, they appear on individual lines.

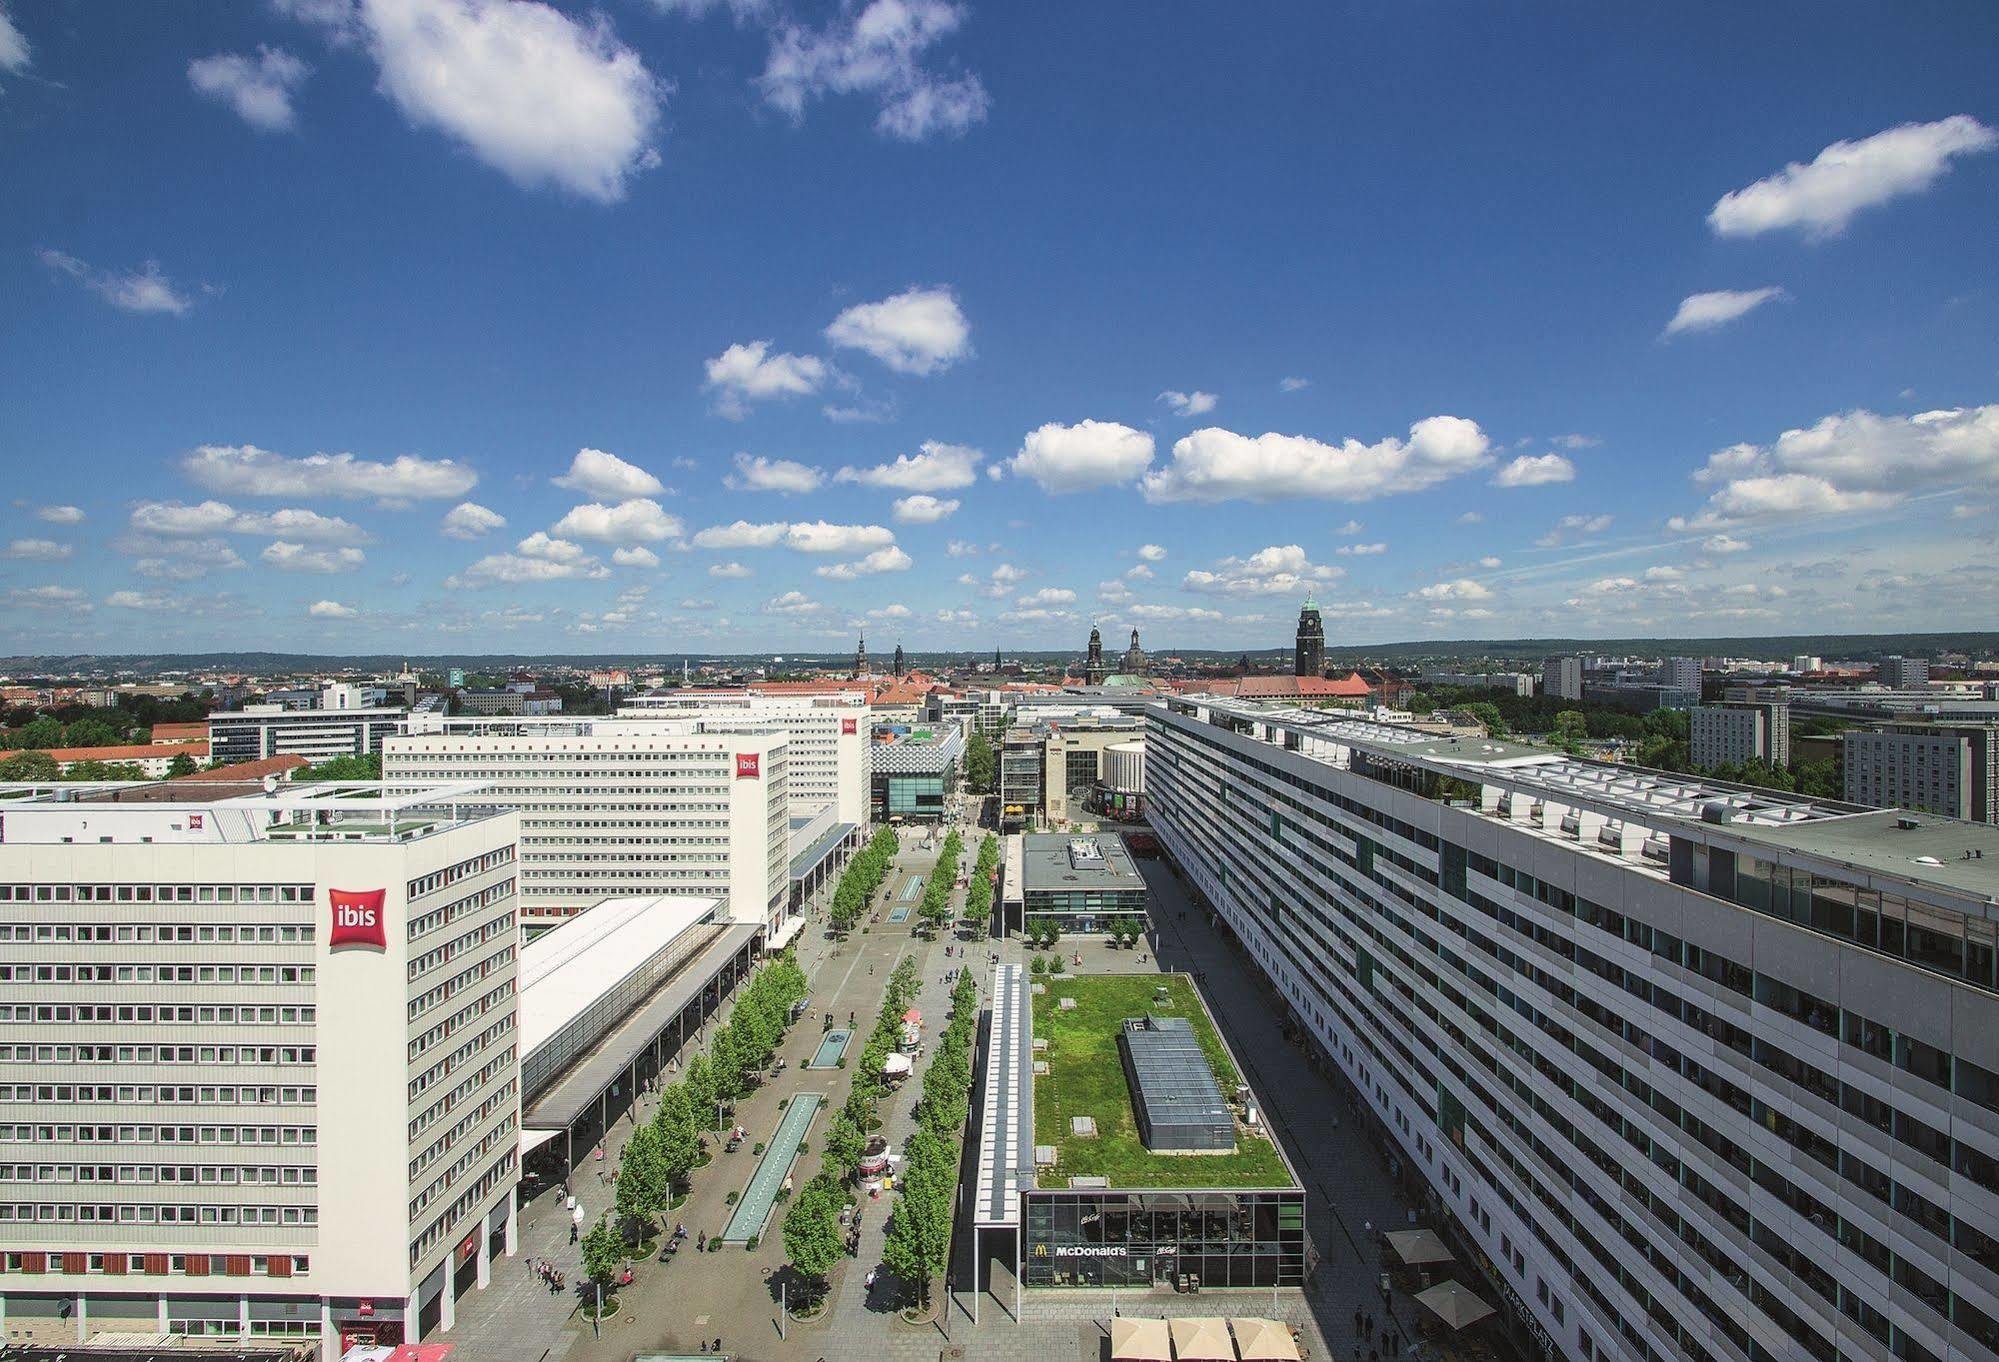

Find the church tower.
xmin=1294 ymin=594 xmax=1326 ymax=678
xmin=1121 ymin=627 xmax=1147 ymax=676
xmin=892 ymin=642 xmax=906 ymax=678
xmin=853 ymin=632 xmax=868 ymax=680
xmin=1084 ymin=623 xmax=1107 ymax=685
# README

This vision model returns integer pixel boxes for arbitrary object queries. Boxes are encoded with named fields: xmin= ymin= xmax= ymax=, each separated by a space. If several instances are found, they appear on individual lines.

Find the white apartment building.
xmin=617 ymin=692 xmax=870 ymax=828
xmin=0 ymin=782 xmax=522 ymax=1355
xmin=1845 ymin=723 xmax=1999 ymax=824
xmin=1690 ymin=702 xmax=1791 ymax=770
xmin=209 ymin=707 xmax=407 ymax=767
xmin=1148 ymin=696 xmax=1999 ymax=1362
xmin=1542 ymin=655 xmax=1582 ymax=701
xmin=1660 ymin=655 xmax=1704 ymax=693
xmin=1882 ymin=657 xmax=1932 ymax=690
xmin=384 ymin=720 xmax=790 ymax=932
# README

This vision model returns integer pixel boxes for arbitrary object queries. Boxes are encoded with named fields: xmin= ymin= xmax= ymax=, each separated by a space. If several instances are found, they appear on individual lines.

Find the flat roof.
xmin=1723 ymin=809 xmax=1999 ymax=899
xmin=789 ymin=820 xmax=856 ymax=882
xmin=0 ymin=779 xmax=503 ymax=842
xmin=973 ymin=963 xmax=1035 ymax=1227
xmin=1020 ymin=832 xmax=1146 ymax=893
xmin=1122 ymin=1015 xmax=1234 ymax=1151
xmin=519 ymin=895 xmax=722 ymax=1058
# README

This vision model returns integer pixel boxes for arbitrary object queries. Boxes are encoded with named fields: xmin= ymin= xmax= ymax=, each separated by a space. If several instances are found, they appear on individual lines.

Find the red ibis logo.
xmin=736 ymin=753 xmax=760 ymax=779
xmin=841 ymin=718 xmax=858 ymax=735
xmin=329 ymin=889 xmax=387 ymax=949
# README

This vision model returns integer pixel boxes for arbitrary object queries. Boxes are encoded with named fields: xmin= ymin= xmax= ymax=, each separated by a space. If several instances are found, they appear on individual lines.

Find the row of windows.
xmin=0 ymin=1203 xmax=317 ymax=1225
xmin=409 ymin=1145 xmax=513 ymax=1268
xmin=0 ymin=1125 xmax=315 ymax=1146
xmin=0 ymin=1085 xmax=315 ymax=1106
xmin=0 ymin=1004 xmax=313 ymax=1025
xmin=0 ymin=1250 xmax=310 ymax=1276
xmin=408 ymin=877 xmax=514 ymax=943
xmin=0 ymin=921 xmax=311 ymax=942
xmin=405 ymin=843 xmax=515 ymax=902
xmin=0 ymin=1163 xmax=316 ymax=1185
xmin=0 ymin=1045 xmax=313 ymax=1066
xmin=0 ymin=963 xmax=313 ymax=986
xmin=0 ymin=886 xmax=312 ymax=905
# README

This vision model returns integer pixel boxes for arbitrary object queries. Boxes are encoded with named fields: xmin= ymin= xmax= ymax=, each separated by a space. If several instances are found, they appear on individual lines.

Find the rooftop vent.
xmin=1896 ymin=816 xmax=1922 ymax=830
xmin=1700 ymin=801 xmax=1734 ymax=824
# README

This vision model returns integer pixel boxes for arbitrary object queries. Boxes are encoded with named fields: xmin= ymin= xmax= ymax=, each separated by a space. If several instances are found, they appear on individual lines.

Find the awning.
xmin=790 ymin=820 xmax=856 ymax=881
xmin=1416 ymin=1279 xmax=1496 ymax=1330
xmin=1385 ymin=1227 xmax=1454 ymax=1265
xmin=1109 ymin=1316 xmax=1172 ymax=1361
xmin=520 ymin=1127 xmax=563 ymax=1157
xmin=765 ymin=916 xmax=806 ymax=952
xmin=883 ymin=1052 xmax=913 ymax=1076
xmin=1230 ymin=1317 xmax=1301 ymax=1361
xmin=1169 ymin=1317 xmax=1235 ymax=1361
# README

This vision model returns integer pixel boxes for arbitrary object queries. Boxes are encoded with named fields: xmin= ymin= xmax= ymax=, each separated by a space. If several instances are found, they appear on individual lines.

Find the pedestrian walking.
xmin=569 ymin=1222 xmax=578 ymax=1244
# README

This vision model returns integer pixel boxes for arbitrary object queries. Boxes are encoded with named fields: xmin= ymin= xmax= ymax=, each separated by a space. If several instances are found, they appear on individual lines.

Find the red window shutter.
xmin=21 ymin=1252 xmax=45 ymax=1273
xmin=102 ymin=1253 xmax=127 ymax=1275
xmin=267 ymin=1256 xmax=291 ymax=1279
xmin=62 ymin=1253 xmax=88 ymax=1274
xmin=144 ymin=1254 xmax=170 ymax=1274
xmin=224 ymin=1254 xmax=252 ymax=1276
xmin=184 ymin=1253 xmax=209 ymax=1276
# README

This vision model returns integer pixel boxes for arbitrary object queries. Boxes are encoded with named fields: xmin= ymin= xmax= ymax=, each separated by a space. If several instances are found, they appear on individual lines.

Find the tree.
xmin=1553 ymin=710 xmax=1589 ymax=754
xmin=301 ymin=752 xmax=382 ymax=781
xmin=63 ymin=718 xmax=123 ymax=749
xmin=684 ymin=1054 xmax=719 ymax=1129
xmin=823 ymin=1109 xmax=864 ymax=1181
xmin=166 ymin=753 xmax=198 ymax=778
xmin=782 ymin=1174 xmax=846 ymax=1307
xmin=710 ymin=1026 xmax=746 ymax=1103
xmin=579 ymin=1216 xmax=623 ymax=1301
xmin=1463 ymin=702 xmax=1508 ymax=737
xmin=655 ymin=1085 xmax=699 ymax=1190
xmin=963 ymin=733 xmax=996 ymax=793
xmin=615 ymin=1123 xmax=670 ymax=1244
xmin=9 ymin=718 xmax=62 ymax=751
xmin=0 ymin=751 xmax=57 ymax=782
xmin=63 ymin=760 xmax=146 ymax=781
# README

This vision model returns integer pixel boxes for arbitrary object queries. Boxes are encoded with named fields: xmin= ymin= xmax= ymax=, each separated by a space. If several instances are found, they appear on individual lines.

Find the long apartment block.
xmin=1146 ymin=696 xmax=1999 ymax=1362
xmin=0 ymin=781 xmax=522 ymax=1352
xmin=616 ymin=691 xmax=871 ymax=828
xmin=385 ymin=718 xmax=790 ymax=932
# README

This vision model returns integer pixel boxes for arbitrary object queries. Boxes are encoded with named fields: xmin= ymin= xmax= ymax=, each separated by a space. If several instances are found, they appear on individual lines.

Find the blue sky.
xmin=2 ymin=1 xmax=1996 ymax=656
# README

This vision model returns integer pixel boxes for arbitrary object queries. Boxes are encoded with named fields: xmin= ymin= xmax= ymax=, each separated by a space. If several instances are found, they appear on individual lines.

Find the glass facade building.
xmin=1023 ymin=1189 xmax=1305 ymax=1288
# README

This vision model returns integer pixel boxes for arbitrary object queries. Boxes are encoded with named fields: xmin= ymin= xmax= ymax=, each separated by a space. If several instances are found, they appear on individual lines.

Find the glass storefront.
xmin=1023 ymin=1189 xmax=1304 ymax=1288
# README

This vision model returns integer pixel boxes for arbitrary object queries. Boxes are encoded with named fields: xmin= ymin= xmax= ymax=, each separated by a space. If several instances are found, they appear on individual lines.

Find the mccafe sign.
xmin=329 ymin=888 xmax=388 ymax=949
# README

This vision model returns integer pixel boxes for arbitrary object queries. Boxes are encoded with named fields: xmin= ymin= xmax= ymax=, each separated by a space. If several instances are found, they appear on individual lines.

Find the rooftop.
xmin=518 ymin=894 xmax=722 ymax=1058
xmin=1724 ymin=809 xmax=1999 ymax=900
xmin=974 ymin=963 xmax=1035 ymax=1226
xmin=1032 ymin=972 xmax=1294 ymax=1189
xmin=1020 ymin=832 xmax=1146 ymax=893
xmin=0 ymin=778 xmax=499 ymax=843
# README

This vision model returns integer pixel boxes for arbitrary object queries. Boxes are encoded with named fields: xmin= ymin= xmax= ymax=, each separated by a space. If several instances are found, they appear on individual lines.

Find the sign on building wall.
xmin=329 ymin=888 xmax=388 ymax=949
xmin=736 ymin=753 xmax=761 ymax=779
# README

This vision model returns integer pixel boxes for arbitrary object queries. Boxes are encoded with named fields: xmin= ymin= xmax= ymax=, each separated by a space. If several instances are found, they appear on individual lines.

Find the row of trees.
xmin=782 ymin=956 xmax=924 ymax=1309
xmin=0 ymin=750 xmax=169 ymax=782
xmin=591 ymin=953 xmax=811 ymax=1283
xmin=882 ymin=965 xmax=979 ymax=1311
xmin=963 ymin=732 xmax=995 ymax=793
xmin=1102 ymin=916 xmax=1145 ymax=948
xmin=962 ymin=833 xmax=998 ymax=935
xmin=1022 ymin=918 xmax=1064 ymax=950
xmin=831 ymin=826 xmax=901 ymax=934
xmin=918 ymin=830 xmax=963 ymax=935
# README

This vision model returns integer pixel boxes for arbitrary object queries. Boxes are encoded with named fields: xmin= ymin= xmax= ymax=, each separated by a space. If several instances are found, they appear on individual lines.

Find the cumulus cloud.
xmin=4 ymin=539 xmax=70 ymax=561
xmin=755 ymin=0 xmax=988 ymax=141
xmin=1008 ymin=421 xmax=1154 ymax=493
xmin=5 ymin=585 xmax=90 ymax=612
xmin=1709 ymin=116 xmax=1997 ymax=239
xmin=262 ymin=541 xmax=365 ymax=573
xmin=1662 ymin=287 xmax=1788 ymax=337
xmin=705 ymin=341 xmax=829 ymax=418
xmin=727 ymin=452 xmax=824 ymax=494
xmin=121 ymin=536 xmax=247 ymax=581
xmin=1535 ymin=513 xmax=1614 ymax=547
xmin=1159 ymin=390 xmax=1217 ymax=418
xmin=868 ymin=603 xmax=912 ymax=620
xmin=1125 ymin=604 xmax=1226 ymax=623
xmin=960 ymin=562 xmax=1028 ymax=598
xmin=186 ymin=443 xmax=475 ymax=500
xmin=441 ymin=501 xmax=505 ymax=539
xmin=104 ymin=590 xmax=180 ymax=612
xmin=1136 ymin=544 xmax=1166 ymax=562
xmin=36 ymin=505 xmax=84 ymax=525
xmin=814 ymin=545 xmax=913 ymax=579
xmin=553 ymin=447 xmax=664 ymax=499
xmin=551 ymin=498 xmax=684 ymax=543
xmin=1183 ymin=544 xmax=1343 ymax=598
xmin=1491 ymin=453 xmax=1576 ymax=487
xmin=1703 ymin=534 xmax=1751 ymax=554
xmin=1336 ymin=542 xmax=1387 ymax=556
xmin=1414 ymin=578 xmax=1493 ymax=601
xmin=129 ymin=500 xmax=367 ymax=543
xmin=708 ymin=561 xmax=752 ymax=578
xmin=292 ymin=0 xmax=665 ymax=202
xmin=946 ymin=539 xmax=978 ymax=557
xmin=1014 ymin=587 xmax=1076 ymax=607
xmin=0 ymin=7 xmax=29 ymax=73
xmin=783 ymin=521 xmax=897 ymax=554
xmin=308 ymin=599 xmax=358 ymax=619
xmin=612 ymin=545 xmax=659 ymax=567
xmin=1669 ymin=404 xmax=1999 ymax=531
xmin=1141 ymin=416 xmax=1490 ymax=503
xmin=188 ymin=46 xmax=311 ymax=131
xmin=892 ymin=494 xmax=959 ymax=524
xmin=835 ymin=440 xmax=980 ymax=490
xmin=692 ymin=520 xmax=787 ymax=550
xmin=825 ymin=286 xmax=970 ymax=374
xmin=36 ymin=249 xmax=195 ymax=316
xmin=1278 ymin=376 xmax=1310 ymax=392
xmin=446 ymin=532 xmax=612 ymax=587
xmin=763 ymin=590 xmax=821 ymax=615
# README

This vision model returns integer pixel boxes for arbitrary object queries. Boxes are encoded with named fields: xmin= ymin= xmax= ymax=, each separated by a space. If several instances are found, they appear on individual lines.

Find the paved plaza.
xmin=441 ymin=825 xmax=1450 ymax=1362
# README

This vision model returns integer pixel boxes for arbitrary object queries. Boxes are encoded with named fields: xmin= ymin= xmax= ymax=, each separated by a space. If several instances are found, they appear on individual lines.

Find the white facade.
xmin=0 ymin=785 xmax=522 ymax=1354
xmin=1421 ymin=671 xmax=1536 ymax=697
xmin=1659 ymin=655 xmax=1703 ymax=692
xmin=209 ymin=707 xmax=406 ymax=766
xmin=1102 ymin=739 xmax=1145 ymax=795
xmin=1843 ymin=724 xmax=1990 ymax=822
xmin=384 ymin=721 xmax=790 ymax=931
xmin=1148 ymin=697 xmax=1999 ymax=1362
xmin=1542 ymin=655 xmax=1582 ymax=700
xmin=617 ymin=693 xmax=870 ymax=828
xmin=1882 ymin=656 xmax=1932 ymax=689
xmin=1690 ymin=704 xmax=1769 ymax=769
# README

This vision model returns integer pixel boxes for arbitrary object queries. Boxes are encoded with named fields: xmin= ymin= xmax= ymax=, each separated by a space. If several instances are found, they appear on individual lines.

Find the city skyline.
xmin=4 ymin=3 xmax=1997 ymax=653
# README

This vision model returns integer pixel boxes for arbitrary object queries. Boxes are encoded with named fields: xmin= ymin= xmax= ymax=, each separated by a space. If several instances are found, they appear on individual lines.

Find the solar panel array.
xmin=1119 ymin=1015 xmax=1235 ymax=1153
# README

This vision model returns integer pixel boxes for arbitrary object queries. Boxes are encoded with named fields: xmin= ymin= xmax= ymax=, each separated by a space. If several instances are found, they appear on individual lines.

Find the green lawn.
xmin=1032 ymin=972 xmax=1293 ymax=1189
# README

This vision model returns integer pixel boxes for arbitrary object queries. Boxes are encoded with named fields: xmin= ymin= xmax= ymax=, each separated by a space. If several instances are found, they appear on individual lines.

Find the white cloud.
xmin=4 ymin=539 xmax=70 ymax=561
xmin=185 ymin=443 xmax=475 ymax=500
xmin=707 ymin=560 xmax=752 ymax=578
xmin=552 ymin=447 xmax=663 ymax=499
xmin=1097 ymin=580 xmax=1133 ymax=604
xmin=1414 ymin=578 xmax=1493 ymax=601
xmin=1491 ymin=453 xmax=1577 ymax=487
xmin=1336 ymin=542 xmax=1387 ymax=556
xmin=822 ymin=398 xmax=897 ymax=424
xmin=128 ymin=500 xmax=366 ymax=543
xmin=515 ymin=531 xmax=590 ymax=562
xmin=105 ymin=590 xmax=179 ymax=612
xmin=1709 ymin=116 xmax=1998 ymax=239
xmin=1008 ymin=421 xmax=1154 ymax=493
xmin=998 ymin=607 xmax=1071 ymax=624
xmin=784 ymin=521 xmax=897 ymax=554
xmin=763 ymin=590 xmax=820 ymax=615
xmin=1278 ymin=376 xmax=1310 ymax=393
xmin=892 ymin=494 xmax=959 ymax=524
xmin=262 ymin=541 xmax=365 ymax=573
xmin=188 ymin=46 xmax=311 ymax=131
xmin=1142 ymin=416 xmax=1490 ymax=503
xmin=946 ymin=539 xmax=978 ymax=557
xmin=1158 ymin=390 xmax=1217 ymax=418
xmin=961 ymin=562 xmax=1028 ymax=598
xmin=705 ymin=341 xmax=829 ymax=418
xmin=5 ymin=585 xmax=90 ymax=612
xmin=308 ymin=599 xmax=358 ymax=619
xmin=1670 ymin=404 xmax=1999 ymax=531
xmin=836 ymin=440 xmax=980 ymax=491
xmin=1456 ymin=511 xmax=1483 ymax=525
xmin=0 ymin=6 xmax=29 ymax=73
xmin=814 ymin=545 xmax=913 ymax=579
xmin=300 ymin=0 xmax=665 ymax=203
xmin=1124 ymin=564 xmax=1153 ymax=581
xmin=756 ymin=0 xmax=988 ymax=141
xmin=1535 ymin=513 xmax=1614 ymax=547
xmin=36 ymin=249 xmax=195 ymax=316
xmin=123 ymin=536 xmax=246 ymax=581
xmin=551 ymin=498 xmax=683 ymax=543
xmin=1125 ymin=604 xmax=1226 ymax=623
xmin=441 ymin=501 xmax=506 ymax=539
xmin=446 ymin=532 xmax=611 ymax=587
xmin=1477 ymin=555 xmax=1502 ymax=568
xmin=824 ymin=286 xmax=970 ymax=374
xmin=692 ymin=520 xmax=787 ymax=550
xmin=36 ymin=505 xmax=84 ymax=525
xmin=1643 ymin=565 xmax=1683 ymax=581
xmin=1552 ymin=434 xmax=1600 ymax=450
xmin=1183 ymin=544 xmax=1343 ymax=598
xmin=612 ymin=545 xmax=660 ymax=568
xmin=868 ymin=603 xmax=912 ymax=620
xmin=1136 ymin=543 xmax=1166 ymax=562
xmin=1333 ymin=520 xmax=1364 ymax=535
xmin=726 ymin=452 xmax=824 ymax=494
xmin=1702 ymin=534 xmax=1751 ymax=554
xmin=1015 ymin=587 xmax=1076 ymax=607
xmin=1662 ymin=287 xmax=1788 ymax=337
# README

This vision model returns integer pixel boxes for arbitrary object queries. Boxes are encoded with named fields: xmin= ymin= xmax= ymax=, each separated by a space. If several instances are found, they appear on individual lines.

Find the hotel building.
xmin=1147 ymin=696 xmax=1999 ymax=1362
xmin=616 ymin=692 xmax=871 ymax=828
xmin=0 ymin=781 xmax=522 ymax=1354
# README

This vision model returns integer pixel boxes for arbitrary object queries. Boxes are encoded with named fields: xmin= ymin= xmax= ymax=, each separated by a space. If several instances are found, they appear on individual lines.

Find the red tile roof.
xmin=172 ymin=754 xmax=308 ymax=783
xmin=149 ymin=722 xmax=208 ymax=745
xmin=48 ymin=742 xmax=207 ymax=764
xmin=1172 ymin=672 xmax=1374 ymax=699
